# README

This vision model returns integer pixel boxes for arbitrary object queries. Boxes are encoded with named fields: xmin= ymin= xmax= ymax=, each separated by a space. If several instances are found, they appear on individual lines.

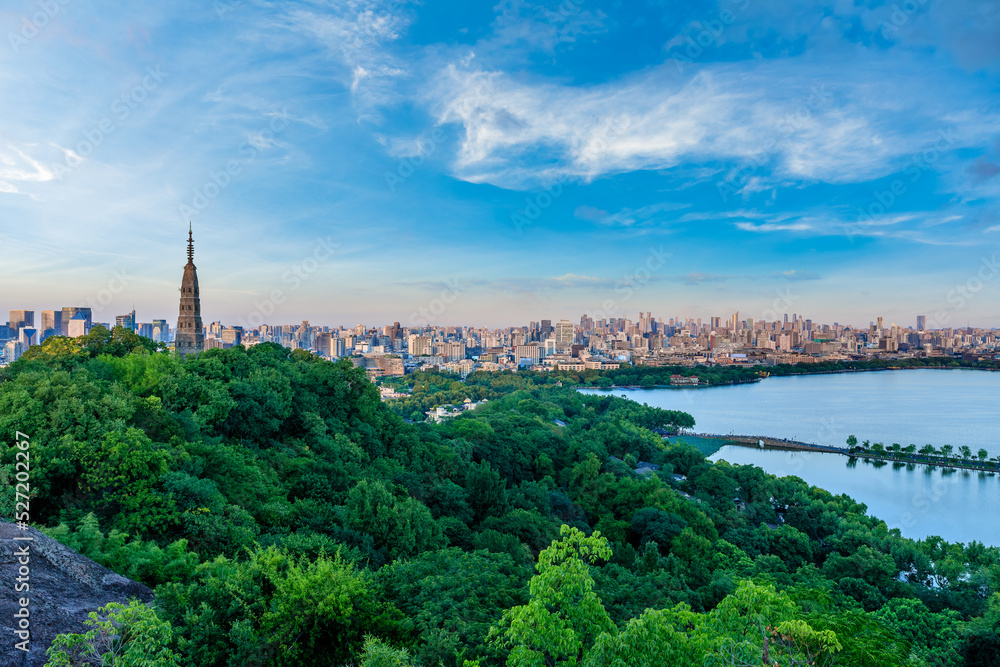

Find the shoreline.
xmin=695 ymin=433 xmax=1000 ymax=474
xmin=577 ymin=364 xmax=996 ymax=391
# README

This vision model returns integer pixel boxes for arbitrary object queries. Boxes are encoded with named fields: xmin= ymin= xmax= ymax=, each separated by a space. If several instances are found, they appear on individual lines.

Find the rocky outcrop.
xmin=0 ymin=521 xmax=153 ymax=667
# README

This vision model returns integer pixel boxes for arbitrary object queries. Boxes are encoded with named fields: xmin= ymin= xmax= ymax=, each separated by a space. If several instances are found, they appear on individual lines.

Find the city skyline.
xmin=3 ymin=299 xmax=995 ymax=335
xmin=3 ymin=2 xmax=1000 ymax=327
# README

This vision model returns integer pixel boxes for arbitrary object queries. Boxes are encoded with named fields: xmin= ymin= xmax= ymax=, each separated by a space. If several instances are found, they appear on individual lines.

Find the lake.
xmin=581 ymin=369 xmax=1000 ymax=545
xmin=707 ymin=446 xmax=999 ymax=546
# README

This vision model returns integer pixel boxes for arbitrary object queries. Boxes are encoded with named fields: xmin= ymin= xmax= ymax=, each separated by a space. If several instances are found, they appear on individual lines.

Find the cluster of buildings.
xmin=5 ymin=306 xmax=999 ymax=377
xmin=5 ymin=232 xmax=999 ymax=373
xmin=0 ymin=307 xmax=171 ymax=364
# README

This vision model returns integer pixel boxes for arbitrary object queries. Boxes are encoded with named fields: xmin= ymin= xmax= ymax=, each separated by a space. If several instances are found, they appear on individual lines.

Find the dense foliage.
xmin=2 ymin=331 xmax=999 ymax=666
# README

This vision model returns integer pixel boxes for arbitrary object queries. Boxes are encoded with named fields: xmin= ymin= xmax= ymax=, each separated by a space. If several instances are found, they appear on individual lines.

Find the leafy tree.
xmin=82 ymin=427 xmax=176 ymax=535
xmin=584 ymin=604 xmax=709 ymax=666
xmin=42 ymin=513 xmax=199 ymax=587
xmin=378 ymin=548 xmax=527 ymax=666
xmin=156 ymin=545 xmax=389 ymax=667
xmin=359 ymin=636 xmax=417 ymax=667
xmin=490 ymin=525 xmax=614 ymax=666
xmin=630 ymin=508 xmax=688 ymax=553
xmin=17 ymin=335 xmax=88 ymax=366
xmin=345 ymin=479 xmax=444 ymax=562
xmin=960 ymin=593 xmax=1000 ymax=667
xmin=44 ymin=600 xmax=180 ymax=667
xmin=874 ymin=598 xmax=963 ymax=666
xmin=707 ymin=581 xmax=842 ymax=666
xmin=466 ymin=461 xmax=509 ymax=523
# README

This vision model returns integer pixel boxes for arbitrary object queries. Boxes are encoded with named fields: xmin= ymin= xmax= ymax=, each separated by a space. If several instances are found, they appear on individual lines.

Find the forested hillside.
xmin=2 ymin=328 xmax=999 ymax=666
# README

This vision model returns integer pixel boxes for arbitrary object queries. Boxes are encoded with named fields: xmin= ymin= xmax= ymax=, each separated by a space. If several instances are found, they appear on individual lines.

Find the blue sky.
xmin=2 ymin=0 xmax=999 ymax=329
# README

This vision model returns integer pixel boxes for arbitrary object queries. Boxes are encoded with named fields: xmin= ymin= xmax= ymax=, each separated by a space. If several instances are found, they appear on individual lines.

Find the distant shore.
xmin=688 ymin=432 xmax=1000 ymax=474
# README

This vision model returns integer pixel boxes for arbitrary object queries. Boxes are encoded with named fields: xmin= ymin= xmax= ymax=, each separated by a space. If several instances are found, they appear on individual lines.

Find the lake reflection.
xmin=708 ymin=445 xmax=1000 ymax=545
xmin=580 ymin=370 xmax=1000 ymax=545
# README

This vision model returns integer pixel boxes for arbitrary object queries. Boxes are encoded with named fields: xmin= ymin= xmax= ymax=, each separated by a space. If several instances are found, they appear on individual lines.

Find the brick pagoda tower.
xmin=175 ymin=223 xmax=204 ymax=357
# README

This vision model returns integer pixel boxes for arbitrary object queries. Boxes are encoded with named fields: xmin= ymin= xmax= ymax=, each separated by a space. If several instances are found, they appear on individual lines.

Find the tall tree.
xmin=490 ymin=526 xmax=614 ymax=667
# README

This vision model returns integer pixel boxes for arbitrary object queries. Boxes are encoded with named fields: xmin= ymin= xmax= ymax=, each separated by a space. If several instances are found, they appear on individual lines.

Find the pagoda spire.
xmin=176 ymin=221 xmax=204 ymax=358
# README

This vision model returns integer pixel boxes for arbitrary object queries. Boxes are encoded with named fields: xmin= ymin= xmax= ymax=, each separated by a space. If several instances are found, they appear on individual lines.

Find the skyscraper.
xmin=916 ymin=315 xmax=926 ymax=331
xmin=41 ymin=310 xmax=62 ymax=340
xmin=555 ymin=319 xmax=574 ymax=346
xmin=8 ymin=310 xmax=33 ymax=333
xmin=60 ymin=307 xmax=91 ymax=336
xmin=152 ymin=319 xmax=168 ymax=343
xmin=116 ymin=309 xmax=136 ymax=331
xmin=175 ymin=224 xmax=204 ymax=358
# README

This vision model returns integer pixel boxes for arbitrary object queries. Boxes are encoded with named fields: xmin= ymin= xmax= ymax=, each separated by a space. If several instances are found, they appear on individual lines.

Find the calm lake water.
xmin=581 ymin=370 xmax=1000 ymax=545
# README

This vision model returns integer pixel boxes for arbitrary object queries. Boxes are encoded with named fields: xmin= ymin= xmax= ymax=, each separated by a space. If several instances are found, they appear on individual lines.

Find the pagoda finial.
xmin=187 ymin=222 xmax=194 ymax=264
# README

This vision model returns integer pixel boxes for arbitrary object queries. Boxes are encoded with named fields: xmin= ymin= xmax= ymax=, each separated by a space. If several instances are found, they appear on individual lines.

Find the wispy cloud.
xmin=734 ymin=221 xmax=815 ymax=233
xmin=574 ymin=201 xmax=691 ymax=226
xmin=281 ymin=0 xmax=415 ymax=112
xmin=0 ymin=143 xmax=57 ymax=195
xmin=428 ymin=56 xmax=998 ymax=190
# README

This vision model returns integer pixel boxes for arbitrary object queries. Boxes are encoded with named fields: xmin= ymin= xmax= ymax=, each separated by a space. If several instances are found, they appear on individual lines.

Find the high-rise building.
xmin=555 ymin=319 xmax=574 ymax=346
xmin=375 ymin=355 xmax=404 ymax=376
xmin=221 ymin=327 xmax=242 ymax=345
xmin=60 ymin=307 xmax=92 ymax=336
xmin=409 ymin=335 xmax=432 ymax=356
xmin=8 ymin=310 xmax=33 ymax=333
xmin=514 ymin=344 xmax=540 ymax=364
xmin=443 ymin=341 xmax=466 ymax=361
xmin=41 ymin=310 xmax=62 ymax=340
xmin=4 ymin=340 xmax=23 ymax=363
xmin=540 ymin=319 xmax=552 ymax=338
xmin=313 ymin=332 xmax=333 ymax=357
xmin=297 ymin=321 xmax=314 ymax=349
xmin=116 ymin=309 xmax=136 ymax=331
xmin=151 ymin=319 xmax=168 ymax=342
xmin=175 ymin=225 xmax=205 ymax=358
xmin=18 ymin=328 xmax=37 ymax=348
xmin=917 ymin=315 xmax=927 ymax=331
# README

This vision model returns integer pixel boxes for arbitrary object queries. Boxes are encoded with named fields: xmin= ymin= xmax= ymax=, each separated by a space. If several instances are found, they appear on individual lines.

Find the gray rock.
xmin=0 ymin=520 xmax=153 ymax=667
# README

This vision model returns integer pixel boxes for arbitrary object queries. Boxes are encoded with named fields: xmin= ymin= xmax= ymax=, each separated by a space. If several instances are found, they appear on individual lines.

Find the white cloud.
xmin=574 ymin=201 xmax=691 ymax=226
xmin=283 ymin=0 xmax=414 ymax=109
xmin=735 ymin=221 xmax=814 ymax=233
xmin=429 ymin=55 xmax=999 ymax=190
xmin=0 ymin=143 xmax=57 ymax=195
